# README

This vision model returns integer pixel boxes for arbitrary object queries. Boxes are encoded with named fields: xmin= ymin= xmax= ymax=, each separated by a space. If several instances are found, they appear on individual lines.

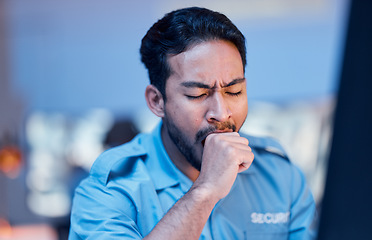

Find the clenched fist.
xmin=194 ymin=132 xmax=254 ymax=200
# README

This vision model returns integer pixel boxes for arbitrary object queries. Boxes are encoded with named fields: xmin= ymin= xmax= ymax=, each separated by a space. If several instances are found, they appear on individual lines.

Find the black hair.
xmin=140 ymin=7 xmax=246 ymax=100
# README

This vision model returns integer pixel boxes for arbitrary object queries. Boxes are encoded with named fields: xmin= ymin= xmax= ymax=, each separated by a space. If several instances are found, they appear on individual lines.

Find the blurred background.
xmin=0 ymin=0 xmax=350 ymax=239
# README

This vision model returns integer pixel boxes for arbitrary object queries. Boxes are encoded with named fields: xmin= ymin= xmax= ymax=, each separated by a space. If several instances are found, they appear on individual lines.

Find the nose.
xmin=206 ymin=92 xmax=232 ymax=123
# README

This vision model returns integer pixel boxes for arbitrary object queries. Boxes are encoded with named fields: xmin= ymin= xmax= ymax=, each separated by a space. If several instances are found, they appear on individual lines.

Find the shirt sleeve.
xmin=68 ymin=176 xmax=143 ymax=240
xmin=288 ymin=165 xmax=318 ymax=240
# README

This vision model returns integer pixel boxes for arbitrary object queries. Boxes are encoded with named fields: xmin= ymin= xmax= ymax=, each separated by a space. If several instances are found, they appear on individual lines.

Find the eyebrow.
xmin=181 ymin=78 xmax=246 ymax=89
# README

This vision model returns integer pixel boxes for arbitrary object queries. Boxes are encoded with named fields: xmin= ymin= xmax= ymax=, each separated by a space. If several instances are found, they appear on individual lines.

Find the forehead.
xmin=167 ymin=40 xmax=244 ymax=87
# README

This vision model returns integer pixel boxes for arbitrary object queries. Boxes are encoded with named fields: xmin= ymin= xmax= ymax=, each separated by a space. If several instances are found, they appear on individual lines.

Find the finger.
xmin=238 ymin=152 xmax=254 ymax=173
xmin=231 ymin=143 xmax=251 ymax=151
xmin=208 ymin=133 xmax=249 ymax=145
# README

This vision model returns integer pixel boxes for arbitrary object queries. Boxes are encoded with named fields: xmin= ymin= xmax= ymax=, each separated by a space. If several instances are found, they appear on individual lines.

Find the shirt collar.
xmin=238 ymin=133 xmax=290 ymax=175
xmin=143 ymin=121 xmax=192 ymax=191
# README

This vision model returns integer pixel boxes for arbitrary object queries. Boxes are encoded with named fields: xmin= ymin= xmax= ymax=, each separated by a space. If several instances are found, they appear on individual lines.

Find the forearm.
xmin=144 ymin=133 xmax=254 ymax=239
xmin=144 ymin=184 xmax=218 ymax=240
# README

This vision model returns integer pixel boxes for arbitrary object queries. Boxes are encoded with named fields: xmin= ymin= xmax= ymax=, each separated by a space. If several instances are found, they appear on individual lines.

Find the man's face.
xmin=163 ymin=40 xmax=248 ymax=171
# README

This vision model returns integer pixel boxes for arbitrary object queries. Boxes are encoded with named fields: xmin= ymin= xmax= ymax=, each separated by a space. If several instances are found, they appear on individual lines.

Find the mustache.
xmin=195 ymin=122 xmax=236 ymax=143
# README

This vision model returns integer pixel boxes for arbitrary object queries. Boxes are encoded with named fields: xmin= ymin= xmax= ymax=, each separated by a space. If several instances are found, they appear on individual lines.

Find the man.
xmin=69 ymin=7 xmax=316 ymax=239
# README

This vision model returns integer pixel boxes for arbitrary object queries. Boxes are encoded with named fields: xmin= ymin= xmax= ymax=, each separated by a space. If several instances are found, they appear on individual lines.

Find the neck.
xmin=161 ymin=124 xmax=200 ymax=182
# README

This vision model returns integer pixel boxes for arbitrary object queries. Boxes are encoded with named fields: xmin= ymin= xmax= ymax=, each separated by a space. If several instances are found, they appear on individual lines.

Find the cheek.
xmin=167 ymin=102 xmax=199 ymax=122
xmin=171 ymin=96 xmax=205 ymax=120
xmin=165 ymin=101 xmax=203 ymax=136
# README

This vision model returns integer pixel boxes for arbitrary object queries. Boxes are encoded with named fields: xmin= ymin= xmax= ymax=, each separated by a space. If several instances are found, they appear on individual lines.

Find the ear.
xmin=145 ymin=85 xmax=165 ymax=118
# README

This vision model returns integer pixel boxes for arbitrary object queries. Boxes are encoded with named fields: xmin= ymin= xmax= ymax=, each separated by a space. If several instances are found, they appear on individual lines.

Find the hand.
xmin=194 ymin=132 xmax=254 ymax=200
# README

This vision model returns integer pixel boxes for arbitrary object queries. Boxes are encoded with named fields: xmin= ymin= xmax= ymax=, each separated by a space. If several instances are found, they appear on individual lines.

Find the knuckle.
xmin=224 ymin=144 xmax=236 ymax=155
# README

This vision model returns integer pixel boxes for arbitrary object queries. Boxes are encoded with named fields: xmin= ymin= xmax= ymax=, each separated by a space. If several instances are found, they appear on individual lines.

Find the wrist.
xmin=189 ymin=183 xmax=220 ymax=207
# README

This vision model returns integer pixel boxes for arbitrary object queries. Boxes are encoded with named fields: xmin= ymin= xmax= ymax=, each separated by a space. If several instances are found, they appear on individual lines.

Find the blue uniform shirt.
xmin=69 ymin=122 xmax=317 ymax=239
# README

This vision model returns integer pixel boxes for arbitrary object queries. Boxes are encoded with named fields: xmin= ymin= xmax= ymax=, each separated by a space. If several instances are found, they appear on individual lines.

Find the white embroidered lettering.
xmin=264 ymin=213 xmax=273 ymax=223
xmin=251 ymin=211 xmax=290 ymax=224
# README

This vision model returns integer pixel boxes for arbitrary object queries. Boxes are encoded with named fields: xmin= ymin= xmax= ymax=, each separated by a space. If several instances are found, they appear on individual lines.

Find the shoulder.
xmin=89 ymin=133 xmax=149 ymax=185
xmin=71 ymin=132 xmax=154 ymax=219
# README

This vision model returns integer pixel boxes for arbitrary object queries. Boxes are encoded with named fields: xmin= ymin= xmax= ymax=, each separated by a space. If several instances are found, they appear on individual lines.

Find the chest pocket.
xmin=246 ymin=211 xmax=290 ymax=239
xmin=208 ymin=210 xmax=290 ymax=240
xmin=206 ymin=155 xmax=292 ymax=240
xmin=207 ymin=184 xmax=291 ymax=240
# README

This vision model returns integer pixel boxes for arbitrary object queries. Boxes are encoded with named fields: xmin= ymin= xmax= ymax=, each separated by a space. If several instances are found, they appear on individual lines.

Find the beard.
xmin=163 ymin=114 xmax=236 ymax=171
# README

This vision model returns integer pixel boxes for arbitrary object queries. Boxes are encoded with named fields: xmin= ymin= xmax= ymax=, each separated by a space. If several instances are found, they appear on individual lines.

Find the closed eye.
xmin=186 ymin=93 xmax=207 ymax=100
xmin=226 ymin=91 xmax=242 ymax=97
